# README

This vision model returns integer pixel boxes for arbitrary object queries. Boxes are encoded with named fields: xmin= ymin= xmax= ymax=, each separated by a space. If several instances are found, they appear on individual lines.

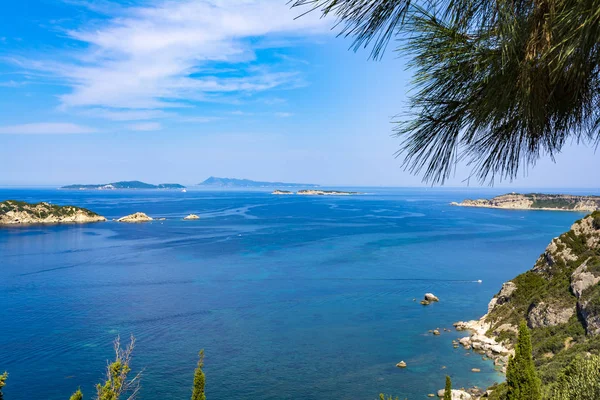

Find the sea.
xmin=0 ymin=187 xmax=595 ymax=400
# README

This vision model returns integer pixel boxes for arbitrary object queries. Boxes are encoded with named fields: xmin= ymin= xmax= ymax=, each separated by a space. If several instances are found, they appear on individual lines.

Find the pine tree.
xmin=191 ymin=350 xmax=206 ymax=400
xmin=96 ymin=336 xmax=140 ymax=400
xmin=293 ymin=0 xmax=600 ymax=184
xmin=444 ymin=376 xmax=452 ymax=400
xmin=506 ymin=321 xmax=541 ymax=400
xmin=69 ymin=388 xmax=83 ymax=400
xmin=0 ymin=372 xmax=7 ymax=400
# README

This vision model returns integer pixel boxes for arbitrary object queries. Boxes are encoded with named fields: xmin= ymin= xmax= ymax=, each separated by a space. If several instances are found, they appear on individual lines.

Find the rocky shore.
xmin=0 ymin=200 xmax=106 ymax=225
xmin=117 ymin=212 xmax=153 ymax=222
xmin=448 ymin=211 xmax=600 ymax=398
xmin=452 ymin=193 xmax=600 ymax=212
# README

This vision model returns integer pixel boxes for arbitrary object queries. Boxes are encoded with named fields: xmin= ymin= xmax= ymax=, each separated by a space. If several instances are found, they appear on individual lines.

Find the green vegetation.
xmin=95 ymin=336 xmax=140 ymax=400
xmin=506 ymin=321 xmax=541 ymax=400
xmin=593 ymin=211 xmax=600 ymax=230
xmin=0 ymin=200 xmax=101 ymax=219
xmin=0 ymin=372 xmax=7 ymax=400
xmin=443 ymin=376 xmax=451 ymax=400
xmin=191 ymin=350 xmax=206 ymax=400
xmin=378 ymin=395 xmax=399 ymax=400
xmin=69 ymin=389 xmax=83 ymax=400
xmin=551 ymin=355 xmax=600 ymax=399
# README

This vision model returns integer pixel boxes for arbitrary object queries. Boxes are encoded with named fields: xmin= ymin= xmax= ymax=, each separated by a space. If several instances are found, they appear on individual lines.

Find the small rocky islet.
xmin=0 ymin=200 xmax=204 ymax=225
xmin=0 ymin=200 xmax=106 ymax=225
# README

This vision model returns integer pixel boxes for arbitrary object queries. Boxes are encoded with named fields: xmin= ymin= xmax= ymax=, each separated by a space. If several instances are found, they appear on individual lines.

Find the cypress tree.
xmin=506 ymin=321 xmax=541 ymax=400
xmin=0 ymin=372 xmax=7 ymax=400
xmin=191 ymin=350 xmax=206 ymax=400
xmin=444 ymin=376 xmax=452 ymax=400
xmin=69 ymin=388 xmax=83 ymax=400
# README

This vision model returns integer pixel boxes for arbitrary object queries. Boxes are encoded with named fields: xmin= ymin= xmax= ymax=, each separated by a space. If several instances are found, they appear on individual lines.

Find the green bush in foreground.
xmin=506 ymin=321 xmax=541 ymax=400
xmin=551 ymin=355 xmax=600 ymax=400
xmin=0 ymin=372 xmax=7 ymax=400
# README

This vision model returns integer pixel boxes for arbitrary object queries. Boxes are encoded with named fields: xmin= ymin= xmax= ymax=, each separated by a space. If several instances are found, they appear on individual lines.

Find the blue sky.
xmin=0 ymin=0 xmax=598 ymax=187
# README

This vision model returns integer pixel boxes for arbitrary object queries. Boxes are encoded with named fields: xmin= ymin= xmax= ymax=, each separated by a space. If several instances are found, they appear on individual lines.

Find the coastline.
xmin=451 ymin=202 xmax=593 ymax=212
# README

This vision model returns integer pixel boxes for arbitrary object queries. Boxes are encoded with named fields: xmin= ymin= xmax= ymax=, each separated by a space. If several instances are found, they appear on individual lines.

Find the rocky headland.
xmin=0 ymin=200 xmax=106 ymax=225
xmin=452 ymin=193 xmax=600 ymax=212
xmin=453 ymin=211 xmax=600 ymax=398
xmin=117 ymin=212 xmax=153 ymax=223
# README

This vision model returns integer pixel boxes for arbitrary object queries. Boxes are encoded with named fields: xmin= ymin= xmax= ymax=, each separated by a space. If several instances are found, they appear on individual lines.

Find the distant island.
xmin=452 ymin=193 xmax=600 ymax=212
xmin=61 ymin=181 xmax=186 ymax=190
xmin=296 ymin=190 xmax=360 ymax=196
xmin=0 ymin=200 xmax=106 ymax=225
xmin=198 ymin=177 xmax=319 ymax=188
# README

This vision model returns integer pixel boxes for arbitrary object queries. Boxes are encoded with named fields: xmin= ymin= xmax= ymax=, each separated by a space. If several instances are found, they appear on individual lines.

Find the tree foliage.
xmin=69 ymin=389 xmax=84 ymax=400
xmin=506 ymin=321 xmax=541 ymax=400
xmin=191 ymin=350 xmax=206 ymax=400
xmin=95 ymin=336 xmax=141 ymax=400
xmin=0 ymin=372 xmax=7 ymax=400
xmin=551 ymin=355 xmax=600 ymax=399
xmin=292 ymin=0 xmax=600 ymax=184
xmin=444 ymin=375 xmax=451 ymax=400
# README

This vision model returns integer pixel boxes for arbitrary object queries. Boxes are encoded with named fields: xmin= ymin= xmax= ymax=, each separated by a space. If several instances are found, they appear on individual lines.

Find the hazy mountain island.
xmin=454 ymin=211 xmax=600 ymax=398
xmin=452 ymin=193 xmax=600 ymax=212
xmin=61 ymin=181 xmax=186 ymax=190
xmin=296 ymin=189 xmax=360 ymax=196
xmin=199 ymin=177 xmax=319 ymax=188
xmin=0 ymin=200 xmax=106 ymax=225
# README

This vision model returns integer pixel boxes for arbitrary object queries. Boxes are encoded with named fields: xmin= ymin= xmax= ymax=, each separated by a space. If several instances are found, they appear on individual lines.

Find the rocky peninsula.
xmin=62 ymin=181 xmax=185 ymax=190
xmin=117 ymin=212 xmax=153 ymax=223
xmin=0 ymin=200 xmax=106 ymax=225
xmin=453 ymin=211 xmax=600 ymax=398
xmin=452 ymin=193 xmax=600 ymax=212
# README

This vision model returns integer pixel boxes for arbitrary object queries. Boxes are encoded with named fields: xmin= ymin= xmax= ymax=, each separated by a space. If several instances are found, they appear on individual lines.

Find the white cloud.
xmin=0 ymin=123 xmax=95 ymax=134
xmin=275 ymin=112 xmax=293 ymax=118
xmin=80 ymin=108 xmax=172 ymax=121
xmin=16 ymin=0 xmax=329 ymax=116
xmin=127 ymin=122 xmax=162 ymax=131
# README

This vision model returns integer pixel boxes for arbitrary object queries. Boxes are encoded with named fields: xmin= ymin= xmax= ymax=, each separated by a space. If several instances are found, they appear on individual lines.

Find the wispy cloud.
xmin=127 ymin=122 xmax=162 ymax=131
xmin=275 ymin=112 xmax=293 ymax=118
xmin=13 ymin=0 xmax=329 ymax=119
xmin=0 ymin=122 xmax=96 ymax=134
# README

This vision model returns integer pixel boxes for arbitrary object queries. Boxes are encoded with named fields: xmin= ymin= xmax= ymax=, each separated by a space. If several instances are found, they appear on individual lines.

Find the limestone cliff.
xmin=0 ymin=200 xmax=106 ymax=225
xmin=457 ymin=211 xmax=600 ymax=394
xmin=453 ymin=193 xmax=600 ymax=212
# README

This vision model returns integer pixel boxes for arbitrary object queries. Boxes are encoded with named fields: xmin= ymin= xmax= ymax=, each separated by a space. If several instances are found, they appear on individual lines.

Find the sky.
xmin=0 ymin=0 xmax=598 ymax=188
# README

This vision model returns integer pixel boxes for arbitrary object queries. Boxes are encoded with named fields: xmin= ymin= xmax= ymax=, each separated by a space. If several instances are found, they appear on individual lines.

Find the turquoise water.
xmin=0 ymin=188 xmax=590 ymax=399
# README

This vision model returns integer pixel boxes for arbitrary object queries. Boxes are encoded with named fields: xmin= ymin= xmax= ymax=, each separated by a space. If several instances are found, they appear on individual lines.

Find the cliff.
xmin=456 ymin=211 xmax=600 ymax=397
xmin=0 ymin=200 xmax=106 ymax=225
xmin=453 ymin=193 xmax=600 ymax=212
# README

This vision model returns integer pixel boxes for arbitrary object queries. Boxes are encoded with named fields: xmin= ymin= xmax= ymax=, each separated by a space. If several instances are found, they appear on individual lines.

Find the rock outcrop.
xmin=436 ymin=389 xmax=472 ymax=399
xmin=183 ymin=214 xmax=200 ymax=220
xmin=453 ymin=193 xmax=600 ymax=212
xmin=0 ymin=200 xmax=106 ymax=225
xmin=454 ymin=211 xmax=600 ymax=394
xmin=425 ymin=293 xmax=440 ymax=302
xmin=117 ymin=212 xmax=153 ymax=223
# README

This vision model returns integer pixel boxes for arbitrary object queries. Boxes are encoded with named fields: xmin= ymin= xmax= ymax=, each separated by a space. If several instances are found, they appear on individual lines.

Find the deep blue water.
xmin=0 ymin=188 xmax=594 ymax=400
